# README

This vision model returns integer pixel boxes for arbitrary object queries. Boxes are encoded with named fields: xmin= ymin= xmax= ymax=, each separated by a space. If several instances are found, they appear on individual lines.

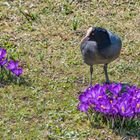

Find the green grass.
xmin=0 ymin=0 xmax=140 ymax=139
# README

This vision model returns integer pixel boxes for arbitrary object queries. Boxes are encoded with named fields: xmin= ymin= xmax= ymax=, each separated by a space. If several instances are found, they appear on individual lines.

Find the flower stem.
xmin=121 ymin=117 xmax=125 ymax=129
xmin=86 ymin=112 xmax=92 ymax=126
xmin=111 ymin=116 xmax=115 ymax=129
xmin=105 ymin=115 xmax=110 ymax=128
xmin=17 ymin=77 xmax=20 ymax=85
xmin=0 ymin=66 xmax=4 ymax=81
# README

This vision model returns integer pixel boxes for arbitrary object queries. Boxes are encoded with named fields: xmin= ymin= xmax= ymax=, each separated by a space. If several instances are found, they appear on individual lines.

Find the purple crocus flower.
xmin=119 ymin=103 xmax=134 ymax=117
xmin=0 ymin=48 xmax=7 ymax=60
xmin=79 ymin=93 xmax=89 ymax=103
xmin=93 ymin=84 xmax=106 ymax=94
xmin=12 ymin=68 xmax=23 ymax=76
xmin=6 ymin=60 xmax=19 ymax=70
xmin=6 ymin=60 xmax=23 ymax=76
xmin=78 ymin=103 xmax=89 ymax=113
xmin=108 ymin=83 xmax=122 ymax=96
xmin=0 ymin=59 xmax=8 ymax=66
xmin=0 ymin=48 xmax=7 ymax=66
xmin=95 ymin=99 xmax=111 ymax=114
xmin=78 ymin=83 xmax=140 ymax=118
xmin=91 ymin=84 xmax=108 ymax=100
xmin=0 ymin=48 xmax=23 ymax=77
xmin=126 ymin=85 xmax=138 ymax=95
xmin=109 ymin=98 xmax=119 ymax=115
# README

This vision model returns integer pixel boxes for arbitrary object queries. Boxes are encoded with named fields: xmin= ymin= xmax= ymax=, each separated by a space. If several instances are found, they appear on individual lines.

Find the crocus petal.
xmin=15 ymin=61 xmax=19 ymax=67
xmin=6 ymin=60 xmax=18 ymax=70
xmin=0 ymin=48 xmax=7 ymax=59
xmin=78 ymin=103 xmax=89 ymax=112
xmin=0 ymin=59 xmax=8 ymax=66
xmin=12 ymin=68 xmax=23 ymax=76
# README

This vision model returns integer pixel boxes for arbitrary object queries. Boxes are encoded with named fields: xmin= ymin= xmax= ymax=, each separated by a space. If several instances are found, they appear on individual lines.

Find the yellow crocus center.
xmin=136 ymin=104 xmax=140 ymax=109
xmin=101 ymin=105 xmax=106 ymax=109
xmin=98 ymin=96 xmax=102 ymax=99
xmin=122 ymin=106 xmax=125 ymax=112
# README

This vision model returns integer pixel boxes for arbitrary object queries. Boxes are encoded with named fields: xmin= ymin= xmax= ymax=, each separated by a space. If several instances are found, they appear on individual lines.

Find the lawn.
xmin=0 ymin=0 xmax=140 ymax=139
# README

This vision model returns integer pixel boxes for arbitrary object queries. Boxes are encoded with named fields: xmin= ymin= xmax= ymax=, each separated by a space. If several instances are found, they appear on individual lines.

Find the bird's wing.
xmin=99 ymin=31 xmax=122 ymax=59
xmin=81 ymin=41 xmax=97 ymax=53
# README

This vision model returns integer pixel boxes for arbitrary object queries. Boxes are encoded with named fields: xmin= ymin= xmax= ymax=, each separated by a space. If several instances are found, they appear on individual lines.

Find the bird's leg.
xmin=104 ymin=64 xmax=110 ymax=84
xmin=89 ymin=65 xmax=93 ymax=86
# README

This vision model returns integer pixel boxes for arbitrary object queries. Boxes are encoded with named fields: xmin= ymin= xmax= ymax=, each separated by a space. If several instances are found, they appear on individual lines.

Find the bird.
xmin=80 ymin=27 xmax=122 ymax=85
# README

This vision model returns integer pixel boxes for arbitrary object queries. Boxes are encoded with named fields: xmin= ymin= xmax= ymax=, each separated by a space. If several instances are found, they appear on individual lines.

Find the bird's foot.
xmin=88 ymin=84 xmax=92 ymax=88
xmin=88 ymin=82 xmax=93 ymax=87
xmin=105 ymin=80 xmax=110 ymax=84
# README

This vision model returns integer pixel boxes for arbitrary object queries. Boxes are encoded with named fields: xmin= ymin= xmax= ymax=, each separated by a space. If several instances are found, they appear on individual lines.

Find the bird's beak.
xmin=81 ymin=35 xmax=89 ymax=44
xmin=80 ymin=27 xmax=93 ymax=43
xmin=86 ymin=27 xmax=93 ymax=37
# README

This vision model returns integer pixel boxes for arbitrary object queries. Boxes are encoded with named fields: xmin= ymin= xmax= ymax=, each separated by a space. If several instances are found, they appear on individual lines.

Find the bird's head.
xmin=81 ymin=27 xmax=110 ymax=45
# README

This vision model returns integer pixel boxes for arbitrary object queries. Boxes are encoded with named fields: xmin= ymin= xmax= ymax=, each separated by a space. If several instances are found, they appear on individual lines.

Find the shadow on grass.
xmin=113 ymin=117 xmax=140 ymax=139
xmin=0 ymin=75 xmax=32 ymax=88
xmin=114 ymin=125 xmax=140 ymax=140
